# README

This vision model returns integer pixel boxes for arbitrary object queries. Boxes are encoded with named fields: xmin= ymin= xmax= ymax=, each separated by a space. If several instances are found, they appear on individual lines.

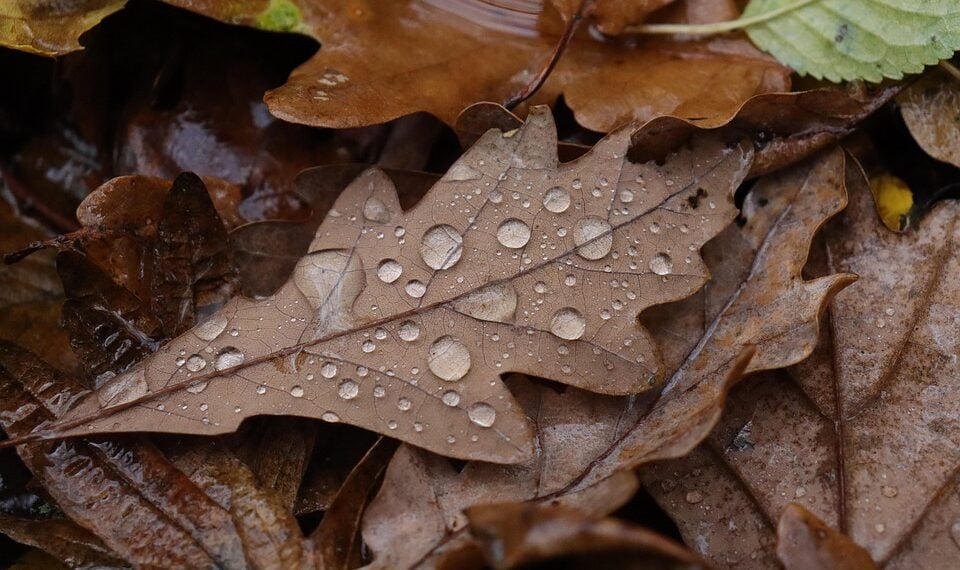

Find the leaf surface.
xmin=0 ymin=0 xmax=124 ymax=55
xmin=743 ymin=0 xmax=960 ymax=82
xmin=642 ymin=157 xmax=960 ymax=567
xmin=898 ymin=66 xmax=960 ymax=169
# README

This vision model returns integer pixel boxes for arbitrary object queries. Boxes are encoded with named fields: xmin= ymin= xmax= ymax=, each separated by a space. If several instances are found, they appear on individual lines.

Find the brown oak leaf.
xmin=642 ymin=157 xmax=960 ymax=568
xmin=898 ymin=66 xmax=960 ymax=169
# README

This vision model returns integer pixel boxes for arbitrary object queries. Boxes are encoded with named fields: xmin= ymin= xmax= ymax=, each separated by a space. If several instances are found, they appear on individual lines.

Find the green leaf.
xmin=743 ymin=0 xmax=960 ymax=82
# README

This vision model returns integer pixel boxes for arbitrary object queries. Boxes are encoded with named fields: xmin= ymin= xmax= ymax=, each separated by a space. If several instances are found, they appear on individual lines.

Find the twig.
xmin=624 ymin=0 xmax=819 ymax=36
xmin=939 ymin=60 xmax=960 ymax=82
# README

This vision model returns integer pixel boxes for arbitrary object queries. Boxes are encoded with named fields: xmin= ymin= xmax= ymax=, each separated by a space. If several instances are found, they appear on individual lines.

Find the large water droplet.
xmin=363 ymin=196 xmax=391 ymax=223
xmin=377 ymin=259 xmax=403 ymax=283
xmin=290 ymin=385 xmax=305 ymax=398
xmin=550 ymin=308 xmax=586 ymax=340
xmin=649 ymin=253 xmax=673 ymax=275
xmin=399 ymin=320 xmax=421 ymax=342
xmin=338 ymin=379 xmax=359 ymax=400
xmin=405 ymin=280 xmax=427 ymax=298
xmin=451 ymin=283 xmax=517 ymax=323
xmin=185 ymin=354 xmax=207 ymax=372
xmin=573 ymin=217 xmax=613 ymax=260
xmin=194 ymin=314 xmax=228 ymax=341
xmin=496 ymin=218 xmax=531 ymax=249
xmin=441 ymin=390 xmax=461 ymax=407
xmin=543 ymin=186 xmax=571 ymax=213
xmin=214 ymin=347 xmax=245 ymax=371
xmin=420 ymin=224 xmax=464 ymax=270
xmin=428 ymin=336 xmax=471 ymax=381
xmin=467 ymin=402 xmax=496 ymax=427
xmin=97 ymin=369 xmax=147 ymax=407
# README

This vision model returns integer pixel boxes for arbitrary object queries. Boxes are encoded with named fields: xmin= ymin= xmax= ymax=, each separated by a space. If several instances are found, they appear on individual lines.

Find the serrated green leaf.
xmin=743 ymin=0 xmax=960 ymax=82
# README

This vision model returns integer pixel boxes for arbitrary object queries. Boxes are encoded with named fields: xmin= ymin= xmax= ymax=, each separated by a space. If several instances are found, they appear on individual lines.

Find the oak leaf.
xmin=17 ymin=108 xmax=751 ymax=465
xmin=0 ymin=0 xmax=124 ymax=56
xmin=642 ymin=157 xmax=960 ymax=567
xmin=357 ymin=148 xmax=854 ymax=569
xmin=898 ymin=66 xmax=960 ymax=169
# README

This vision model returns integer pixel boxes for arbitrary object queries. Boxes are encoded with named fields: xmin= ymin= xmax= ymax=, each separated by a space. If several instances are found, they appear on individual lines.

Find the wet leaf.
xmin=743 ymin=0 xmax=960 ymax=82
xmin=467 ymin=500 xmax=709 ymax=569
xmin=642 ymin=157 xmax=960 ymax=567
xmin=358 ymin=148 xmax=853 ymax=568
xmin=0 ymin=516 xmax=126 ymax=569
xmin=28 ymin=107 xmax=753 ymax=464
xmin=777 ymin=504 xmax=877 ymax=570
xmin=0 ymin=1 xmax=125 ymax=56
xmin=898 ymin=66 xmax=960 ymax=169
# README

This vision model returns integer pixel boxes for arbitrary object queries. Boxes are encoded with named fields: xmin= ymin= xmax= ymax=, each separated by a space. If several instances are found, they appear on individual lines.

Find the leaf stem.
xmin=939 ymin=60 xmax=960 ymax=82
xmin=623 ymin=0 xmax=820 ymax=36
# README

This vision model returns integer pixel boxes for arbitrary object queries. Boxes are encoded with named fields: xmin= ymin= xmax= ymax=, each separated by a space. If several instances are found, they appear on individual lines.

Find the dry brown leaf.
xmin=642 ymin=158 xmax=960 ymax=567
xmin=20 ymin=107 xmax=750 ymax=465
xmin=357 ymin=148 xmax=853 ymax=569
xmin=0 ymin=1 xmax=125 ymax=56
xmin=160 ymin=0 xmax=787 ymax=131
xmin=0 ymin=516 xmax=126 ymax=569
xmin=466 ymin=501 xmax=709 ymax=569
xmin=0 ymin=342 xmax=309 ymax=568
xmin=777 ymin=504 xmax=878 ymax=570
xmin=898 ymin=67 xmax=960 ymax=169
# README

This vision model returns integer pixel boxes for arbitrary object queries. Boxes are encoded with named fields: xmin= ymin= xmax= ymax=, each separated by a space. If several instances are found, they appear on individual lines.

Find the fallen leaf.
xmin=0 ymin=0 xmax=124 ymax=56
xmin=466 ymin=500 xmax=709 ymax=569
xmin=0 ymin=342 xmax=308 ymax=568
xmin=642 ymin=157 xmax=960 ymax=567
xmin=27 ymin=107 xmax=751 ymax=464
xmin=898 ymin=66 xmax=960 ymax=169
xmin=358 ymin=148 xmax=853 ymax=568
xmin=0 ymin=516 xmax=126 ymax=569
xmin=777 ymin=503 xmax=878 ymax=570
xmin=742 ymin=0 xmax=960 ymax=82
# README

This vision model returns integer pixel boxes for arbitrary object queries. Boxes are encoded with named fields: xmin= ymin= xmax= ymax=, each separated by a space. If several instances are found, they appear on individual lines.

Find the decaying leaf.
xmin=0 ymin=516 xmax=125 ymax=569
xmin=357 ymin=148 xmax=854 ymax=568
xmin=898 ymin=66 xmax=960 ymax=169
xmin=0 ymin=0 xmax=125 ymax=56
xmin=642 ymin=158 xmax=960 ymax=567
xmin=777 ymin=504 xmax=877 ymax=570
xmin=743 ymin=0 xmax=960 ymax=82
xmin=466 ymin=500 xmax=708 ymax=569
xmin=20 ymin=107 xmax=752 ymax=464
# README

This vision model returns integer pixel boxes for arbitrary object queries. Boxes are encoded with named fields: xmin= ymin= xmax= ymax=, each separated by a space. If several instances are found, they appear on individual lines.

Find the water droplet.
xmin=187 ymin=380 xmax=209 ymax=394
xmin=373 ymin=385 xmax=386 ymax=398
xmin=175 ymin=356 xmax=186 ymax=367
xmin=794 ymin=486 xmax=806 ymax=498
xmin=320 ymin=362 xmax=338 ymax=378
xmin=685 ymin=491 xmax=704 ymax=504
xmin=442 ymin=390 xmax=461 ymax=407
xmin=648 ymin=222 xmax=661 ymax=234
xmin=398 ymin=397 xmax=412 ymax=411
xmin=467 ymin=402 xmax=496 ymax=427
xmin=256 ymin=385 xmax=267 ymax=395
xmin=214 ymin=347 xmax=244 ymax=371
xmin=885 ymin=307 xmax=895 ymax=316
xmin=290 ymin=385 xmax=305 ymax=398
xmin=649 ymin=253 xmax=673 ymax=275
xmin=420 ymin=224 xmax=463 ymax=270
xmin=387 ymin=420 xmax=398 ymax=430
xmin=875 ymin=523 xmax=885 ymax=534
xmin=185 ymin=354 xmax=207 ymax=372
xmin=533 ymin=281 xmax=547 ymax=294
xmin=374 ymin=327 xmax=388 ymax=340
xmin=229 ymin=328 xmax=239 ymax=337
xmin=564 ymin=274 xmax=577 ymax=286
xmin=399 ymin=320 xmax=421 ymax=341
xmin=363 ymin=196 xmax=391 ymax=223
xmin=413 ymin=422 xmax=424 ymax=432
xmin=405 ymin=280 xmax=427 ymax=298
xmin=357 ymin=366 xmax=369 ymax=377
xmin=377 ymin=259 xmax=403 ymax=283
xmin=497 ymin=218 xmax=531 ymax=248
xmin=194 ymin=314 xmax=228 ymax=341
xmin=428 ymin=336 xmax=472 ymax=381
xmin=876 ymin=318 xmax=886 ymax=329
xmin=882 ymin=485 xmax=898 ymax=498
xmin=199 ymin=403 xmax=208 ymax=412
xmin=543 ymin=186 xmax=571 ymax=213
xmin=550 ymin=308 xmax=586 ymax=340
xmin=338 ymin=380 xmax=359 ymax=400
xmin=620 ymin=189 xmax=634 ymax=203
xmin=362 ymin=340 xmax=376 ymax=353
xmin=321 ymin=411 xmax=340 ymax=423
xmin=573 ymin=217 xmax=613 ymax=260
xmin=451 ymin=283 xmax=517 ymax=323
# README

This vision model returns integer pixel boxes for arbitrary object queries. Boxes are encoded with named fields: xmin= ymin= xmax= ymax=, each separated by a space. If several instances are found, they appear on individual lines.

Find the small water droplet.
xmin=685 ymin=491 xmax=704 ymax=504
xmin=428 ymin=336 xmax=472 ymax=381
xmin=564 ymin=274 xmax=577 ymax=286
xmin=543 ymin=186 xmax=571 ymax=213
xmin=405 ymin=280 xmax=427 ymax=298
xmin=387 ymin=419 xmax=398 ymax=430
xmin=374 ymin=327 xmax=388 ymax=340
xmin=885 ymin=307 xmax=895 ymax=316
xmin=648 ymin=222 xmax=661 ymax=234
xmin=320 ymin=362 xmax=338 ymax=378
xmin=573 ymin=217 xmax=613 ymax=260
xmin=399 ymin=320 xmax=421 ymax=341
xmin=794 ymin=486 xmax=806 ymax=498
xmin=233 ymin=405 xmax=242 ymax=413
xmin=185 ymin=354 xmax=207 ymax=372
xmin=256 ymin=385 xmax=267 ymax=395
xmin=363 ymin=196 xmax=391 ymax=223
xmin=420 ymin=224 xmax=464 ymax=270
xmin=377 ymin=259 xmax=403 ymax=283
xmin=321 ymin=411 xmax=340 ymax=423
xmin=290 ymin=385 xmax=305 ymax=398
xmin=620 ymin=189 xmax=634 ymax=203
xmin=497 ymin=218 xmax=531 ymax=248
xmin=441 ymin=390 xmax=461 ymax=407
xmin=533 ymin=281 xmax=547 ymax=294
xmin=875 ymin=523 xmax=885 ymax=534
xmin=413 ymin=422 xmax=424 ymax=432
xmin=187 ymin=380 xmax=209 ymax=394
xmin=338 ymin=380 xmax=359 ymax=400
xmin=362 ymin=340 xmax=376 ymax=353
xmin=467 ymin=402 xmax=496 ymax=427
xmin=373 ymin=385 xmax=386 ymax=398
xmin=398 ymin=397 xmax=412 ymax=411
xmin=649 ymin=253 xmax=673 ymax=275
xmin=199 ymin=403 xmax=209 ymax=412
xmin=214 ymin=347 xmax=244 ymax=371
xmin=550 ymin=307 xmax=586 ymax=340
xmin=882 ymin=485 xmax=898 ymax=498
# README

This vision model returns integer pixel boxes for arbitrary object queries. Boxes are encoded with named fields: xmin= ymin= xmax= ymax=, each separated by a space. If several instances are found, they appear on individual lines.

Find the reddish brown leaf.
xmin=777 ymin=504 xmax=877 ymax=570
xmin=898 ymin=67 xmax=960 ymax=169
xmin=0 ymin=516 xmax=126 ymax=569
